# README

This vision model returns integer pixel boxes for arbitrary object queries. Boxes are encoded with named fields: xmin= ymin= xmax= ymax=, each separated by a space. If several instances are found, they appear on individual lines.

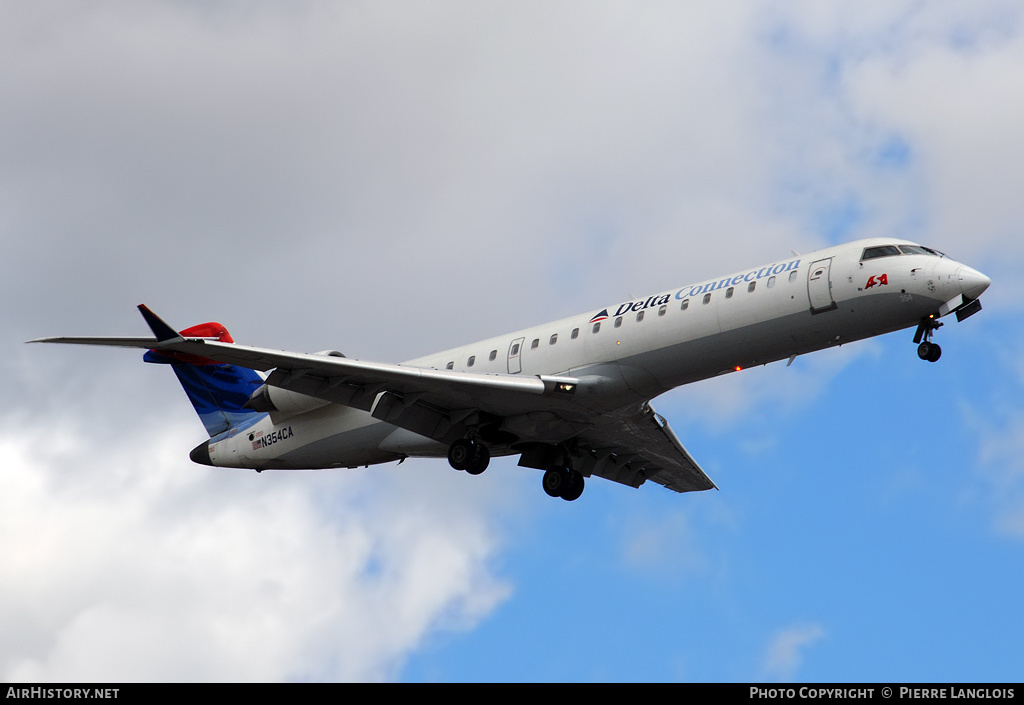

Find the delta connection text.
xmin=749 ymin=687 xmax=1015 ymax=699
xmin=611 ymin=258 xmax=802 ymax=317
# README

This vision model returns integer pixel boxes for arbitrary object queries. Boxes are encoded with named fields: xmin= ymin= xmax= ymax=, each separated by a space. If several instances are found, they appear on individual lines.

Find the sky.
xmin=2 ymin=0 xmax=1023 ymax=683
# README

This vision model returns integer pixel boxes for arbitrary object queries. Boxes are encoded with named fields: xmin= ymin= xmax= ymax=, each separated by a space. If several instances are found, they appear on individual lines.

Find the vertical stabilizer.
xmin=139 ymin=310 xmax=265 ymax=437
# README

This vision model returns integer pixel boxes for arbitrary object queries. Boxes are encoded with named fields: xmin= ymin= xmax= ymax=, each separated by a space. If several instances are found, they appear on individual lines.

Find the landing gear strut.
xmin=447 ymin=438 xmax=490 ymax=475
xmin=542 ymin=466 xmax=585 ymax=502
xmin=913 ymin=316 xmax=943 ymax=363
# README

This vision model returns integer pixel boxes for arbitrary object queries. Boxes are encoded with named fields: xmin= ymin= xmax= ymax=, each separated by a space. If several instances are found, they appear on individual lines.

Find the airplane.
xmin=30 ymin=237 xmax=991 ymax=501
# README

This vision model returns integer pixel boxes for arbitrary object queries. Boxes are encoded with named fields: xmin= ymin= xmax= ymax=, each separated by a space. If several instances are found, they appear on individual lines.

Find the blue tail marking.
xmin=138 ymin=308 xmax=265 ymax=437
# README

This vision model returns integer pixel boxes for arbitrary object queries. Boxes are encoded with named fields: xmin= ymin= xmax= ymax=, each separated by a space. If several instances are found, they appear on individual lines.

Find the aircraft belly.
xmin=275 ymin=423 xmax=401 ymax=469
xmin=214 ymin=403 xmax=402 ymax=470
xmin=378 ymin=427 xmax=449 ymax=458
xmin=637 ymin=291 xmax=942 ymax=391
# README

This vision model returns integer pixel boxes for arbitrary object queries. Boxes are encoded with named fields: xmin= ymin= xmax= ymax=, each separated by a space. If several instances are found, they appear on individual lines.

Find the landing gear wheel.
xmin=448 ymin=439 xmax=490 ymax=474
xmin=561 ymin=470 xmax=585 ymax=502
xmin=447 ymin=439 xmax=473 ymax=471
xmin=913 ymin=317 xmax=944 ymax=363
xmin=465 ymin=443 xmax=490 ymax=475
xmin=542 ymin=467 xmax=569 ymax=498
xmin=541 ymin=467 xmax=584 ymax=501
xmin=917 ymin=341 xmax=942 ymax=362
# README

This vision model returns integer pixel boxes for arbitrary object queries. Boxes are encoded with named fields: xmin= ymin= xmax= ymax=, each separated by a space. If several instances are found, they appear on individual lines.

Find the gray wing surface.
xmin=152 ymin=337 xmax=716 ymax=493
xmin=32 ymin=332 xmax=581 ymax=445
xmin=31 ymin=307 xmax=716 ymax=493
xmin=568 ymin=402 xmax=717 ymax=493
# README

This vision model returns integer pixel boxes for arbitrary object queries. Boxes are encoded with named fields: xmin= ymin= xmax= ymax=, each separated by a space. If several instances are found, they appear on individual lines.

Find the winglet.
xmin=137 ymin=305 xmax=181 ymax=342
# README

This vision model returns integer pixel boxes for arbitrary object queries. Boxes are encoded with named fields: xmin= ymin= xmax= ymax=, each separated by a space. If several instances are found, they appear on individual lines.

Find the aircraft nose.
xmin=957 ymin=265 xmax=992 ymax=300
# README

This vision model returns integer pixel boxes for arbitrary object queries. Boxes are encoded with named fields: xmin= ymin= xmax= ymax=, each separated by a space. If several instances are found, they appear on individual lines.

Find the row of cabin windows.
xmin=446 ymin=268 xmax=801 ymax=369
xmin=450 ymin=331 xmax=579 ymax=369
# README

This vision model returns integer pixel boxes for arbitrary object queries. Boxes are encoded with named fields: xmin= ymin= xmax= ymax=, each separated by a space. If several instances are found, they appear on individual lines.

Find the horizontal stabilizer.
xmin=27 ymin=335 xmax=159 ymax=348
xmin=29 ymin=306 xmax=264 ymax=438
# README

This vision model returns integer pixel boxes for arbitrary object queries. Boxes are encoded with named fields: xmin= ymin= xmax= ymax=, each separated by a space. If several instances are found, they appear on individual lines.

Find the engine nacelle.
xmin=246 ymin=384 xmax=331 ymax=417
xmin=245 ymin=350 xmax=346 ymax=417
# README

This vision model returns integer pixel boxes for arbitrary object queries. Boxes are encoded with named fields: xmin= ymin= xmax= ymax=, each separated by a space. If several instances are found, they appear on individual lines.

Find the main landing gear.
xmin=447 ymin=438 xmax=490 ymax=475
xmin=913 ymin=316 xmax=943 ymax=363
xmin=446 ymin=439 xmax=586 ymax=501
xmin=542 ymin=466 xmax=585 ymax=502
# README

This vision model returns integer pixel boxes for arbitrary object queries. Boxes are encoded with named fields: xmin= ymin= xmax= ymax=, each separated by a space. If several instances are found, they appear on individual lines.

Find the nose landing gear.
xmin=913 ymin=316 xmax=943 ymax=362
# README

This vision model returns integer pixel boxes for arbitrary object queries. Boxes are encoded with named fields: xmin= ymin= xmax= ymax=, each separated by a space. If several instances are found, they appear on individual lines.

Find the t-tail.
xmin=138 ymin=307 xmax=265 ymax=438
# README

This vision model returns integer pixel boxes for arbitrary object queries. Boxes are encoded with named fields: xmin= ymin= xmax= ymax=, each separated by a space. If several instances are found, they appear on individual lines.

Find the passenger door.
xmin=507 ymin=337 xmax=524 ymax=374
xmin=807 ymin=258 xmax=837 ymax=313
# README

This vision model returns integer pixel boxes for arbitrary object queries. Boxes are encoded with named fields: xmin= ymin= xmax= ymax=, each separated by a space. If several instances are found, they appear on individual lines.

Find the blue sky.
xmin=2 ymin=1 xmax=1022 ymax=683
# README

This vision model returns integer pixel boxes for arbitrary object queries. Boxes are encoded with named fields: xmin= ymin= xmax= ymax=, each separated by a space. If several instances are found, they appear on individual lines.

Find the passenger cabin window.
xmin=531 ymin=338 xmax=539 ymax=349
xmin=549 ymin=334 xmax=558 ymax=345
xmin=446 ymin=361 xmax=454 ymax=370
xmin=789 ymin=270 xmax=798 ymax=283
xmin=658 ymin=304 xmax=667 ymax=316
xmin=725 ymin=287 xmax=734 ymax=299
xmin=747 ymin=281 xmax=756 ymax=293
xmin=636 ymin=310 xmax=644 ymax=322
xmin=489 ymin=350 xmax=497 ymax=361
xmin=614 ymin=316 xmax=623 ymax=328
xmin=592 ymin=322 xmax=601 ymax=334
xmin=767 ymin=276 xmax=776 ymax=288
xmin=467 ymin=356 xmax=475 ymax=367
xmin=571 ymin=328 xmax=579 ymax=339
xmin=702 ymin=293 xmax=711 ymax=305
xmin=510 ymin=343 xmax=520 ymax=356
xmin=681 ymin=299 xmax=689 ymax=311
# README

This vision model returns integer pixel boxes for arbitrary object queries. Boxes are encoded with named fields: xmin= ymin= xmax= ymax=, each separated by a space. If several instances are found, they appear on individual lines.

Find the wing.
xmin=567 ymin=402 xmax=717 ymax=493
xmin=176 ymin=335 xmax=715 ymax=492
xmin=205 ymin=337 xmax=581 ymax=443
xmin=30 ymin=307 xmax=581 ymax=446
xmin=32 ymin=306 xmax=716 ymax=493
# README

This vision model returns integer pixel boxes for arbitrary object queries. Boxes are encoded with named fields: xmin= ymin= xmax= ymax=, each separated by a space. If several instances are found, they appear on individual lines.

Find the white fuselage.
xmin=206 ymin=237 xmax=988 ymax=470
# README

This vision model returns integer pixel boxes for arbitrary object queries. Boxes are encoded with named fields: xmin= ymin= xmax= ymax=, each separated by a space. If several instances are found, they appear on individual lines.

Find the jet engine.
xmin=244 ymin=350 xmax=345 ymax=418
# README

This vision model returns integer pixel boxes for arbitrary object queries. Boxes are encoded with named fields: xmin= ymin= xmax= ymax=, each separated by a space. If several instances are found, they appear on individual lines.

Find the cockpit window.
xmin=863 ymin=243 xmax=948 ymax=261
xmin=898 ymin=245 xmax=945 ymax=257
xmin=861 ymin=245 xmax=902 ymax=261
xmin=897 ymin=245 xmax=929 ymax=255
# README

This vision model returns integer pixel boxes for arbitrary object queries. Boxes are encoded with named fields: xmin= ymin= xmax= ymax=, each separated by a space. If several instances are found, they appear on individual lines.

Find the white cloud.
xmin=964 ymin=402 xmax=1024 ymax=541
xmin=842 ymin=8 xmax=1024 ymax=263
xmin=762 ymin=622 xmax=825 ymax=682
xmin=615 ymin=509 xmax=708 ymax=580
xmin=0 ymin=417 xmax=512 ymax=682
xmin=659 ymin=340 xmax=877 ymax=434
